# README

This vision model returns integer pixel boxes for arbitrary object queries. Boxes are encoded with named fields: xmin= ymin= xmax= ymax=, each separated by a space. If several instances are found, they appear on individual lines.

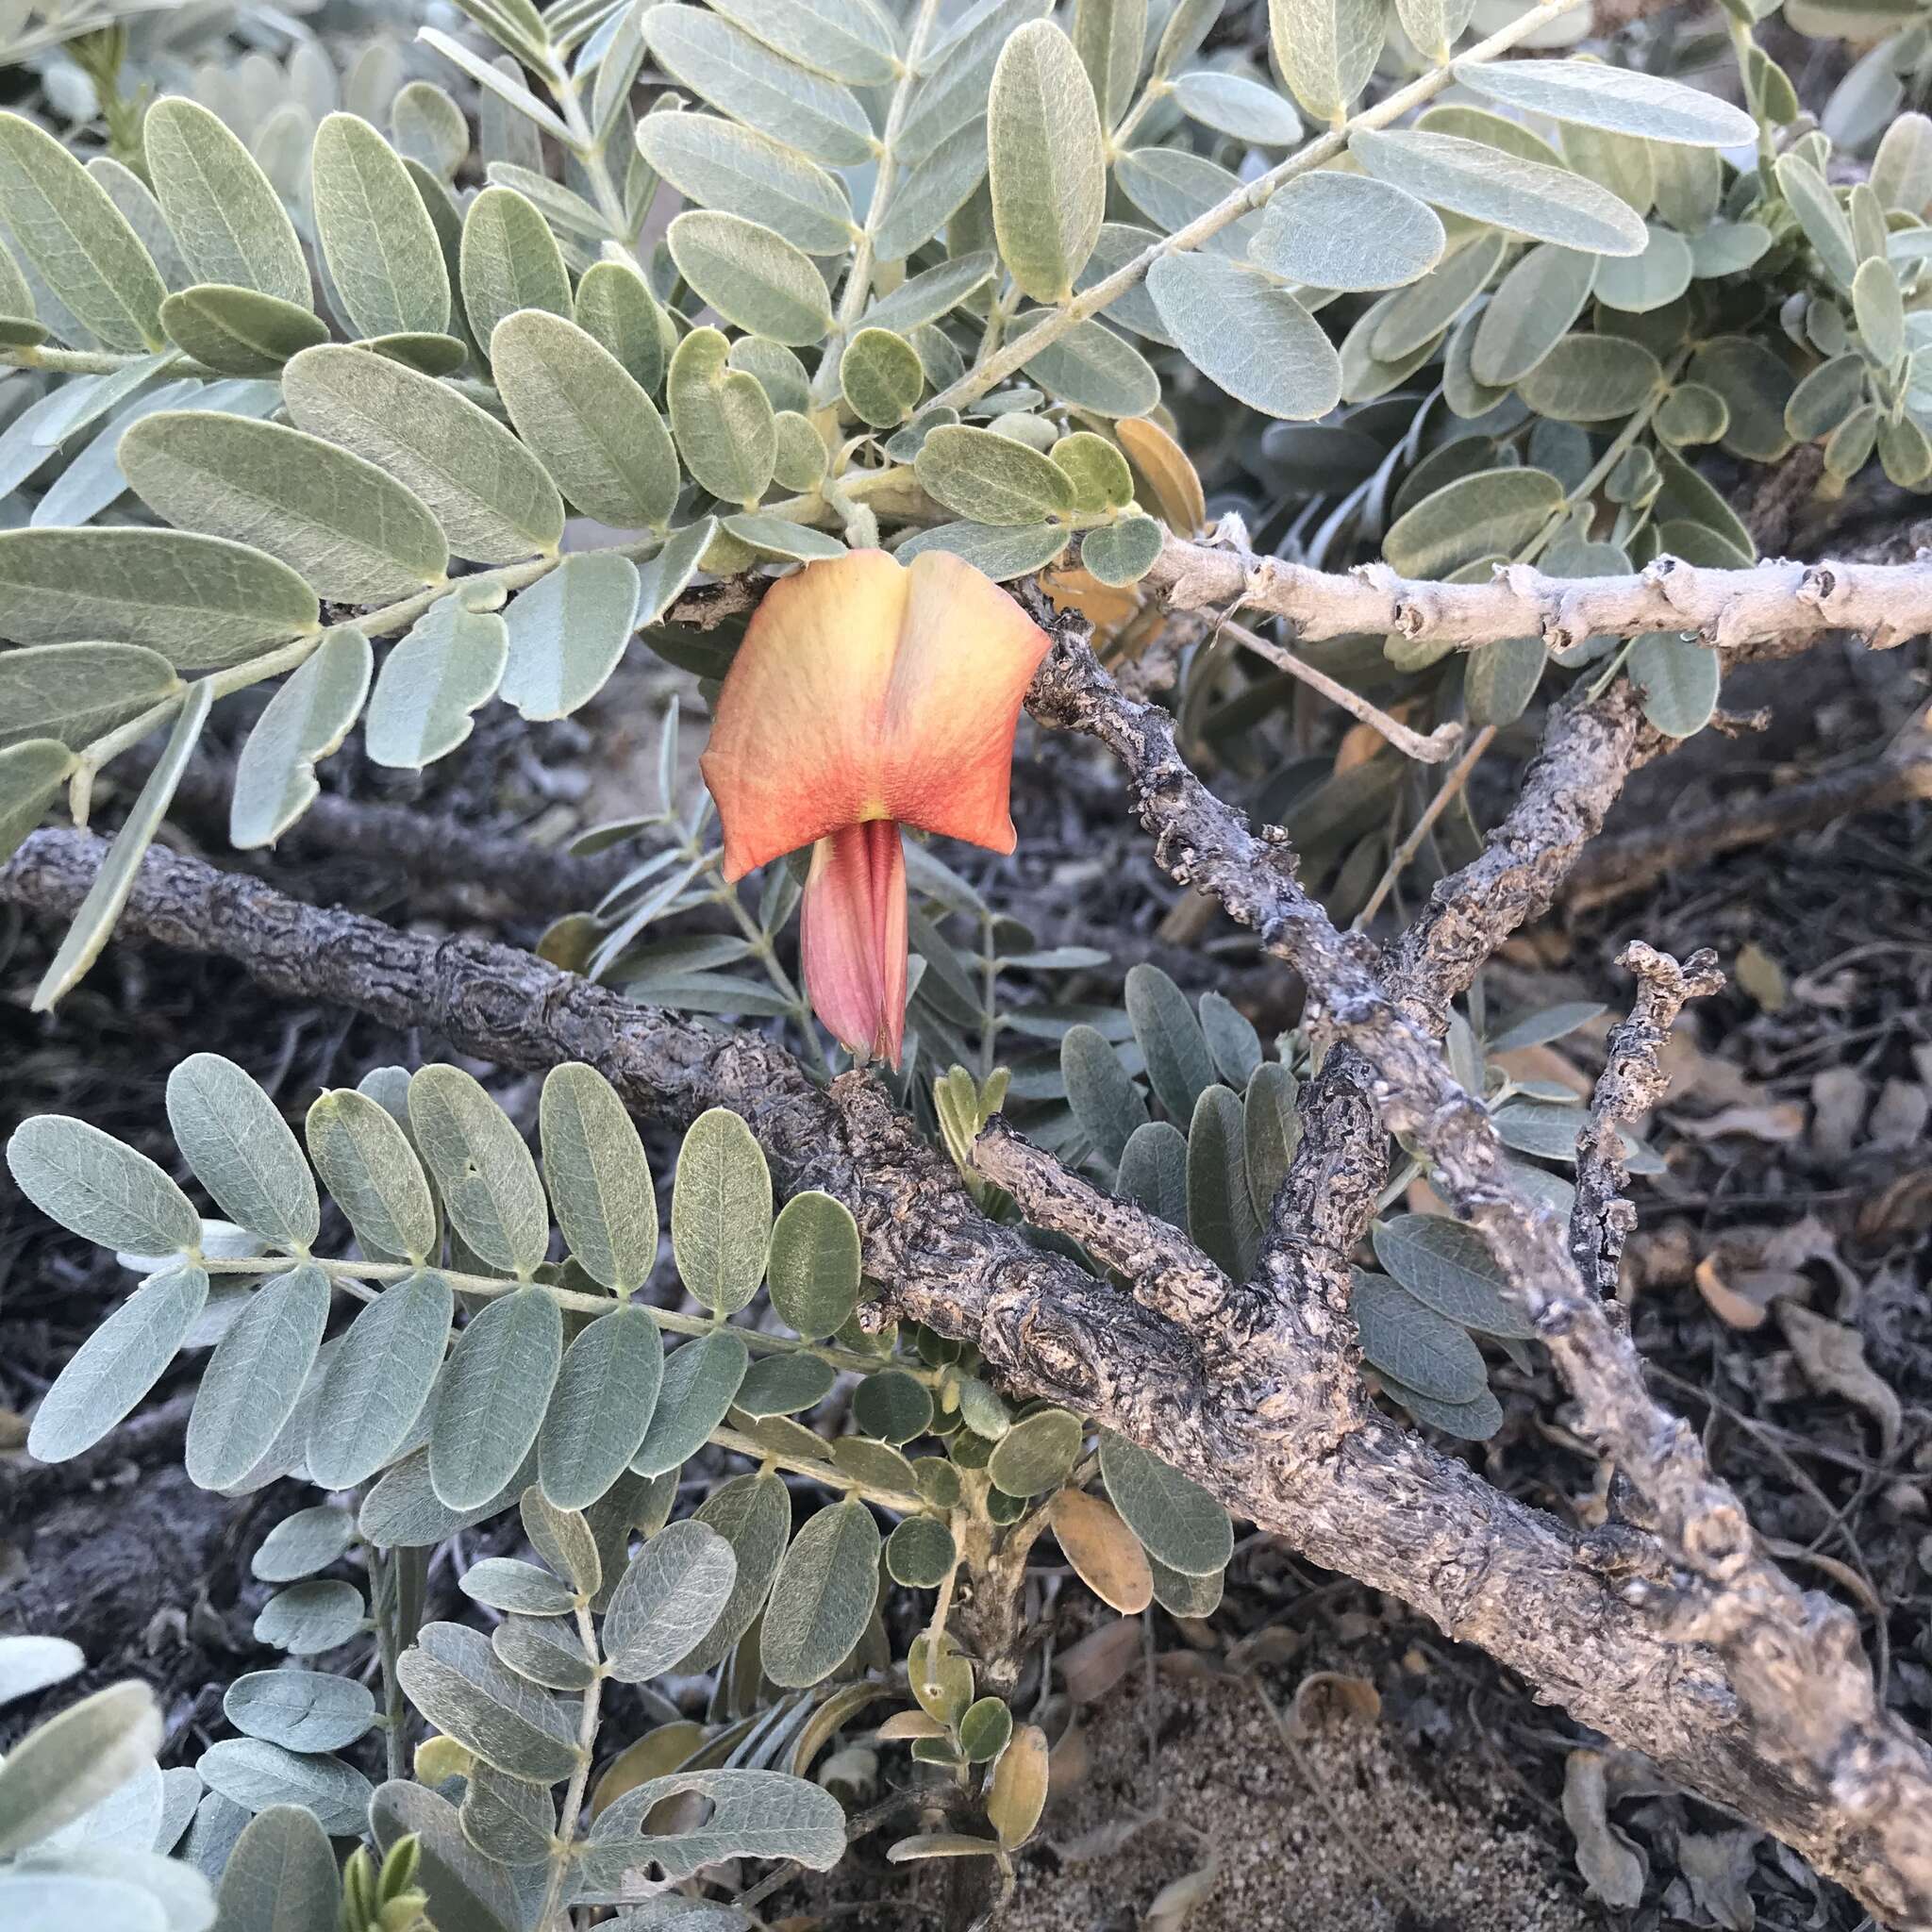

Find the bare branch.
xmin=1023 ymin=625 xmax=1932 ymax=1927
xmin=1571 ymin=944 xmax=1726 ymax=1301
xmin=1149 ymin=531 xmax=1932 ymax=658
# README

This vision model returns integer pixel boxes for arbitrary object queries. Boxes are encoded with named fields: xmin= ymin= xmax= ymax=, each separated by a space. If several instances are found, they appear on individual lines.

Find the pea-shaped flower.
xmin=700 ymin=548 xmax=1050 ymax=1067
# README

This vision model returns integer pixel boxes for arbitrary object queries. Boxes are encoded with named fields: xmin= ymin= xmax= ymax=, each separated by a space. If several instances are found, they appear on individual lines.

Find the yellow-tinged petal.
xmin=801 ymin=820 xmax=908 ymax=1067
xmin=699 ymin=548 xmax=1049 ymax=879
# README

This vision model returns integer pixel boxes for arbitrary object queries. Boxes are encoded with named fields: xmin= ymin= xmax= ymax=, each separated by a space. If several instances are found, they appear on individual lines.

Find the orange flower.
xmin=700 ymin=548 xmax=1050 ymax=1067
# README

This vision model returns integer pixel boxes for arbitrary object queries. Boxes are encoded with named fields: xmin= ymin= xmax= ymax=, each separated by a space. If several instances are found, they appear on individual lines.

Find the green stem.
xmin=929 ymin=0 xmax=1581 ymax=411
xmin=368 ymin=1546 xmax=411 ymax=1784
xmin=540 ymin=1605 xmax=606 ymax=1932
xmin=197 ymin=1252 xmax=896 ymax=1374
xmin=1723 ymin=10 xmax=1781 ymax=179
xmin=808 ymin=0 xmax=948 ymax=412
xmin=708 ymin=1424 xmax=924 ymax=1512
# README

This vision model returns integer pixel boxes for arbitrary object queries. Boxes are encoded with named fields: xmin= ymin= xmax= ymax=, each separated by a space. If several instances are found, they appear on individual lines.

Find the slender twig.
xmin=1352 ymin=724 xmax=1496 ymax=928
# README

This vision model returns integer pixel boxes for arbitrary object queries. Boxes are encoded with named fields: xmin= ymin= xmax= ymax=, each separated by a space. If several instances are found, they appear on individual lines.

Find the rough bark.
xmin=5 ymin=822 xmax=1930 ymax=1924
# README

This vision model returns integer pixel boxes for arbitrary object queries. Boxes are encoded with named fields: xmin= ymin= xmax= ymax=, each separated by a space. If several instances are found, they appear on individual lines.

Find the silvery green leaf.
xmin=0 ymin=642 xmax=179 ymax=752
xmin=1096 ymin=1429 xmax=1231 ymax=1575
xmin=24 ymin=1265 xmax=207 ymax=1463
xmin=83 ymin=155 xmax=188 ymax=298
xmin=1394 ymin=0 xmax=1474 ymax=60
xmin=766 ymin=1190 xmax=862 ymax=1340
xmin=1125 ymin=962 xmax=1216 ymax=1122
xmin=158 ymin=284 xmax=328 ymax=376
xmin=369 ymin=1788 xmax=523 ymax=1932
xmin=724 ymin=514 xmax=846 ymax=561
xmin=229 ymin=627 xmax=373 ymax=850
xmin=165 ymin=1053 xmax=317 ymax=1249
xmin=1012 ymin=316 xmax=1159 ymax=418
xmin=903 ymin=0 xmax=1051 ymax=162
xmin=1116 ymin=1119 xmax=1188 ymax=1226
xmin=840 ymin=326 xmax=924 ymax=428
xmin=760 ymin=1497 xmax=879 ymax=1688
xmin=1371 ymin=1213 xmax=1534 ymax=1339
xmin=0 ymin=529 xmax=317 ymax=668
xmin=459 ymin=1761 xmax=553 ymax=1866
xmin=361 ymin=1445 xmax=525 ymax=1548
xmin=1244 ymin=1061 xmax=1299 ymax=1224
xmin=1061 ymin=1024 xmax=1148 ymax=1165
xmin=283 ymin=342 xmax=564 ymax=564
xmin=0 ymin=1682 xmax=162 ymax=1857
xmin=1464 ymin=631 xmax=1544 ymax=725
xmin=224 ymin=1672 xmax=375 ymax=1752
xmin=142 ymin=98 xmax=308 ymax=308
xmin=417 ymin=25 xmax=573 ymax=146
xmin=914 ymin=422 xmax=1074 ymax=523
xmin=1379 ymin=1374 xmax=1503 ymax=1440
xmin=584 ymin=1768 xmax=845 ymax=1881
xmin=1249 ymin=173 xmax=1442 ymax=292
xmin=31 ymin=678 xmax=213 ymax=1010
xmin=1199 ymin=992 xmax=1262 ymax=1088
xmin=364 ymin=592 xmax=508 ymax=770
xmin=875 ymin=119 xmax=988 ymax=261
xmin=309 ymin=112 xmax=451 ymax=338
xmin=1594 ymin=223 xmax=1692 ymax=313
xmin=498 ymin=552 xmax=641 ymax=724
xmin=391 ymin=80 xmax=469 ymax=180
xmin=1186 ymin=1084 xmax=1257 ymax=1279
xmin=603 ymin=1518 xmax=737 ymax=1680
xmin=1515 ymin=335 xmax=1662 ymax=423
xmin=729 ymin=335 xmax=810 ymax=415
xmin=1267 ymin=0 xmax=1387 ymax=125
xmin=1079 ymin=512 xmax=1163 ymax=585
xmin=666 ymin=325 xmax=776 ymax=508
xmin=0 ymin=738 xmax=70 ymax=863
xmin=575 ymin=258 xmax=671 ymax=393
xmin=704 ymin=0 xmax=897 ymax=87
xmin=307 ymin=1272 xmax=452 ymax=1490
xmin=429 ymin=1287 xmax=565 ymax=1509
xmin=671 ymin=1107 xmax=772 ymax=1315
xmin=0 ymin=1871 xmax=164 ymax=1931
xmin=1457 ymin=57 xmax=1757 ymax=148
xmin=538 ymin=1305 xmax=664 ymax=1508
xmin=492 ymin=1614 xmax=592 ymax=1691
xmin=1147 ymin=253 xmax=1341 ymax=420
xmin=460 ymin=186 xmax=571 ymax=353
xmin=1351 ymin=1270 xmax=1487 ymax=1403
xmin=1855 ymin=255 xmax=1906 ymax=369
xmin=408 ymin=1065 xmax=550 ymax=1275
xmin=636 ymin=516 xmax=716 ymax=625
xmin=1111 ymin=147 xmax=1255 ymax=259
xmin=460 ymin=1558 xmax=576 ymax=1616
xmin=1351 ymin=129 xmax=1648 ymax=257
xmin=862 ymin=250 xmax=996 ymax=332
xmin=894 ymin=520 xmax=1068 ymax=579
xmin=1472 ymin=243 xmax=1597 ymax=385
xmin=0 ymin=1635 xmax=85 ymax=1707
xmin=1786 ymin=354 xmax=1865 ymax=442
xmin=0 ymin=111 xmax=165 ymax=351
xmin=677 ymin=1473 xmax=791 ymax=1671
xmin=211 ymin=1804 xmax=341 ymax=1932
xmin=1629 ymin=631 xmax=1719 ymax=738
xmin=636 ymin=111 xmax=856 ymax=254
xmin=494 ymin=314 xmax=678 ymax=533
xmin=642 ymin=6 xmax=875 ymax=166
xmin=35 ymin=1754 xmax=160 ymax=1853
xmin=196 ymin=1739 xmax=373 ymax=1837
xmin=989 ymin=22 xmax=1106 ymax=304
xmin=666 ymin=209 xmax=832 ymax=347
xmin=185 ymin=1264 xmax=330 ymax=1490
xmin=1169 ymin=70 xmax=1302 ymax=145
xmin=1686 ymin=335 xmax=1793 ymax=462
xmin=250 ymin=1506 xmax=354 ymax=1584
xmin=1382 ymin=466 xmax=1563 ymax=578
xmin=629 ymin=1328 xmax=748 ymax=1474
xmin=305 ymin=1087 xmax=437 ymax=1265
xmin=1559 ymin=120 xmax=1656 ymax=216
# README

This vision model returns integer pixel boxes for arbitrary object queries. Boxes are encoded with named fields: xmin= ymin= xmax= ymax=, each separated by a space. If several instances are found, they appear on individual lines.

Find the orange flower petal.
xmin=699 ymin=549 xmax=1049 ymax=879
xmin=800 ymin=819 xmax=908 ymax=1067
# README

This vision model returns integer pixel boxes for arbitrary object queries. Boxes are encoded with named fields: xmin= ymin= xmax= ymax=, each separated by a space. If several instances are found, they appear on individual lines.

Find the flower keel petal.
xmin=800 ymin=819 xmax=908 ymax=1067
